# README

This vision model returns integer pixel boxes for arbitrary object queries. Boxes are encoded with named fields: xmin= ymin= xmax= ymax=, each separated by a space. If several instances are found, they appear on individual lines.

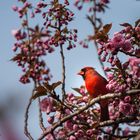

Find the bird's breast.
xmin=85 ymin=75 xmax=108 ymax=98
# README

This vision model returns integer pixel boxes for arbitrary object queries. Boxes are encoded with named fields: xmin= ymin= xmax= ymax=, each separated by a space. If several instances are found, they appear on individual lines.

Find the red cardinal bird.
xmin=78 ymin=67 xmax=109 ymax=121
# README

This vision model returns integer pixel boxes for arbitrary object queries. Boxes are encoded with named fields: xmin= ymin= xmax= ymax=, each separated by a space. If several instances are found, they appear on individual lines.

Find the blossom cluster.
xmin=97 ymin=23 xmax=140 ymax=93
xmin=96 ymin=21 xmax=140 ymax=120
xmin=39 ymin=86 xmax=102 ymax=140
xmin=12 ymin=1 xmax=52 ymax=84
xmin=35 ymin=0 xmax=78 ymax=50
xmin=109 ymin=96 xmax=138 ymax=120
xmin=74 ymin=0 xmax=110 ymax=49
xmin=12 ymin=0 xmax=77 ymax=84
xmin=12 ymin=1 xmax=140 ymax=140
xmin=74 ymin=0 xmax=109 ymax=12
xmin=39 ymin=84 xmax=136 ymax=140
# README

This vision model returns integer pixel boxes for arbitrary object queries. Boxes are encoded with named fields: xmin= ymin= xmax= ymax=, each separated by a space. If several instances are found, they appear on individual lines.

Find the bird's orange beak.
xmin=77 ymin=70 xmax=84 ymax=76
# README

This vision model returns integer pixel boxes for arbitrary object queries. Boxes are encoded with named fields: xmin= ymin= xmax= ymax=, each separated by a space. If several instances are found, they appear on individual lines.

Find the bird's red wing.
xmin=85 ymin=75 xmax=108 ymax=98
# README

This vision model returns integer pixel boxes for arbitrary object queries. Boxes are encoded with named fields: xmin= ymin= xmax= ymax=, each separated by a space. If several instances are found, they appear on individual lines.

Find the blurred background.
xmin=0 ymin=0 xmax=140 ymax=139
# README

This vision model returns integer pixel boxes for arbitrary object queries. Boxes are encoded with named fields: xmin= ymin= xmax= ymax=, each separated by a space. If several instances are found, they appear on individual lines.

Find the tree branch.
xmin=120 ymin=50 xmax=140 ymax=58
xmin=87 ymin=0 xmax=107 ymax=77
xmin=24 ymin=12 xmax=34 ymax=140
xmin=38 ymin=97 xmax=46 ymax=132
xmin=24 ymin=89 xmax=34 ymax=140
xmin=128 ymin=122 xmax=140 ymax=127
xmin=38 ymin=89 xmax=140 ymax=140
xmin=98 ymin=116 xmax=138 ymax=128
xmin=60 ymin=44 xmax=66 ymax=102
xmin=108 ymin=124 xmax=118 ymax=140
xmin=99 ymin=128 xmax=137 ymax=139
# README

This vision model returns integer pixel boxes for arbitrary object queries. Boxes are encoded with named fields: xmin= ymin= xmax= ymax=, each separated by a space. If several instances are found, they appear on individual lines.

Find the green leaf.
xmin=52 ymin=81 xmax=62 ymax=89
xmin=120 ymin=23 xmax=132 ymax=27
xmin=62 ymin=27 xmax=68 ymax=34
xmin=21 ymin=0 xmax=26 ymax=3
xmin=88 ymin=31 xmax=105 ymax=41
xmin=43 ymin=81 xmax=62 ymax=92
xmin=135 ymin=19 xmax=140 ymax=27
xmin=11 ymin=54 xmax=23 ymax=61
xmin=35 ymin=86 xmax=47 ymax=94
xmin=88 ymin=35 xmax=97 ymax=41
xmin=43 ymin=82 xmax=53 ymax=91
xmin=103 ymin=23 xmax=112 ymax=34
xmin=32 ymin=86 xmax=47 ymax=100
xmin=72 ymin=88 xmax=81 ymax=94
xmin=32 ymin=92 xmax=47 ymax=100
xmin=115 ymin=59 xmax=122 ymax=70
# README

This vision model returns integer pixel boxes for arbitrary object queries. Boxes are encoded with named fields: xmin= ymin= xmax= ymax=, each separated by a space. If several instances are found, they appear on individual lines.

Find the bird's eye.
xmin=81 ymin=68 xmax=86 ymax=72
xmin=81 ymin=68 xmax=87 ymax=75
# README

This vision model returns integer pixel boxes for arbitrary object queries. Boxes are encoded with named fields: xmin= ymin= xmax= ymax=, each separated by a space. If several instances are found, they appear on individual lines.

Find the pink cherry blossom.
xmin=40 ymin=97 xmax=54 ymax=114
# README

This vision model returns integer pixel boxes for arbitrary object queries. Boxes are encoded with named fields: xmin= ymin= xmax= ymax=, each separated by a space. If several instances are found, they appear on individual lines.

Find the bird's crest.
xmin=81 ymin=67 xmax=94 ymax=72
xmin=78 ymin=67 xmax=95 ymax=78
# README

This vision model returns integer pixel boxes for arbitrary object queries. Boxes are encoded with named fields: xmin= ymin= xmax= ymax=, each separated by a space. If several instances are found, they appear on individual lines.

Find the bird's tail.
xmin=100 ymin=100 xmax=109 ymax=121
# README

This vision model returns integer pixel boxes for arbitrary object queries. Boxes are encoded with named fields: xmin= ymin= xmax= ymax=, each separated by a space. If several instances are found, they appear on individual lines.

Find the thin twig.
xmin=94 ymin=41 xmax=107 ymax=77
xmin=120 ymin=50 xmax=140 ymax=58
xmin=108 ymin=124 xmax=118 ymax=140
xmin=25 ymin=13 xmax=30 ymax=45
xmin=88 ymin=0 xmax=107 ymax=77
xmin=128 ymin=122 xmax=140 ymax=127
xmin=51 ymin=132 xmax=57 ymax=140
xmin=97 ymin=116 xmax=139 ymax=128
xmin=38 ymin=97 xmax=46 ymax=132
xmin=86 ymin=15 xmax=95 ymax=27
xmin=24 ymin=89 xmax=34 ymax=140
xmin=60 ymin=44 xmax=66 ymax=102
xmin=99 ymin=128 xmax=136 ymax=139
xmin=24 ymin=12 xmax=34 ymax=140
xmin=38 ymin=89 xmax=140 ymax=140
xmin=53 ymin=90 xmax=73 ymax=112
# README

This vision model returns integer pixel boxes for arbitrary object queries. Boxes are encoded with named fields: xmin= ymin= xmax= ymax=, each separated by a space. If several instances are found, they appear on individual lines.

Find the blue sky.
xmin=0 ymin=0 xmax=140 ymax=139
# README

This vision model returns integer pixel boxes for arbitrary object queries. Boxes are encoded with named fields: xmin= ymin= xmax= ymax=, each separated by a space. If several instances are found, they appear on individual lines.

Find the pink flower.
xmin=98 ymin=48 xmax=103 ymax=55
xmin=84 ymin=0 xmax=90 ymax=2
xmin=100 ymin=0 xmax=109 ymax=4
xmin=64 ymin=120 xmax=73 ymax=130
xmin=75 ymin=129 xmax=84 ymax=137
xmin=47 ymin=116 xmax=54 ymax=124
xmin=105 ymin=42 xmax=116 ymax=53
xmin=55 ymin=111 xmax=61 ymax=119
xmin=129 ymin=58 xmax=140 ymax=67
xmin=11 ymin=29 xmax=26 ymax=40
xmin=82 ymin=95 xmax=89 ymax=102
xmin=45 ymin=133 xmax=54 ymax=140
xmin=123 ymin=39 xmax=133 ymax=52
xmin=123 ymin=127 xmax=130 ymax=136
xmin=66 ymin=93 xmax=75 ymax=103
xmin=119 ymin=101 xmax=131 ymax=115
xmin=73 ymin=124 xmax=78 ymax=131
xmin=40 ymin=97 xmax=54 ymax=114
xmin=109 ymin=105 xmax=120 ymax=120
xmin=129 ymin=58 xmax=140 ymax=77
xmin=80 ymin=86 xmax=86 ymax=96
xmin=12 ymin=5 xmax=18 ymax=11
xmin=124 ymin=96 xmax=131 ymax=103
xmin=69 ymin=135 xmax=76 ymax=140
xmin=97 ymin=136 xmax=102 ymax=140
xmin=57 ymin=130 xmax=65 ymax=139
xmin=112 ymin=32 xmax=124 ymax=45
xmin=65 ymin=109 xmax=71 ymax=115
xmin=106 ymin=127 xmax=111 ymax=134
xmin=11 ymin=29 xmax=19 ymax=36
xmin=107 ymin=74 xmax=113 ymax=80
xmin=86 ymin=129 xmax=94 ymax=136
xmin=130 ymin=105 xmax=137 ymax=114
xmin=104 ymin=67 xmax=110 ymax=71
